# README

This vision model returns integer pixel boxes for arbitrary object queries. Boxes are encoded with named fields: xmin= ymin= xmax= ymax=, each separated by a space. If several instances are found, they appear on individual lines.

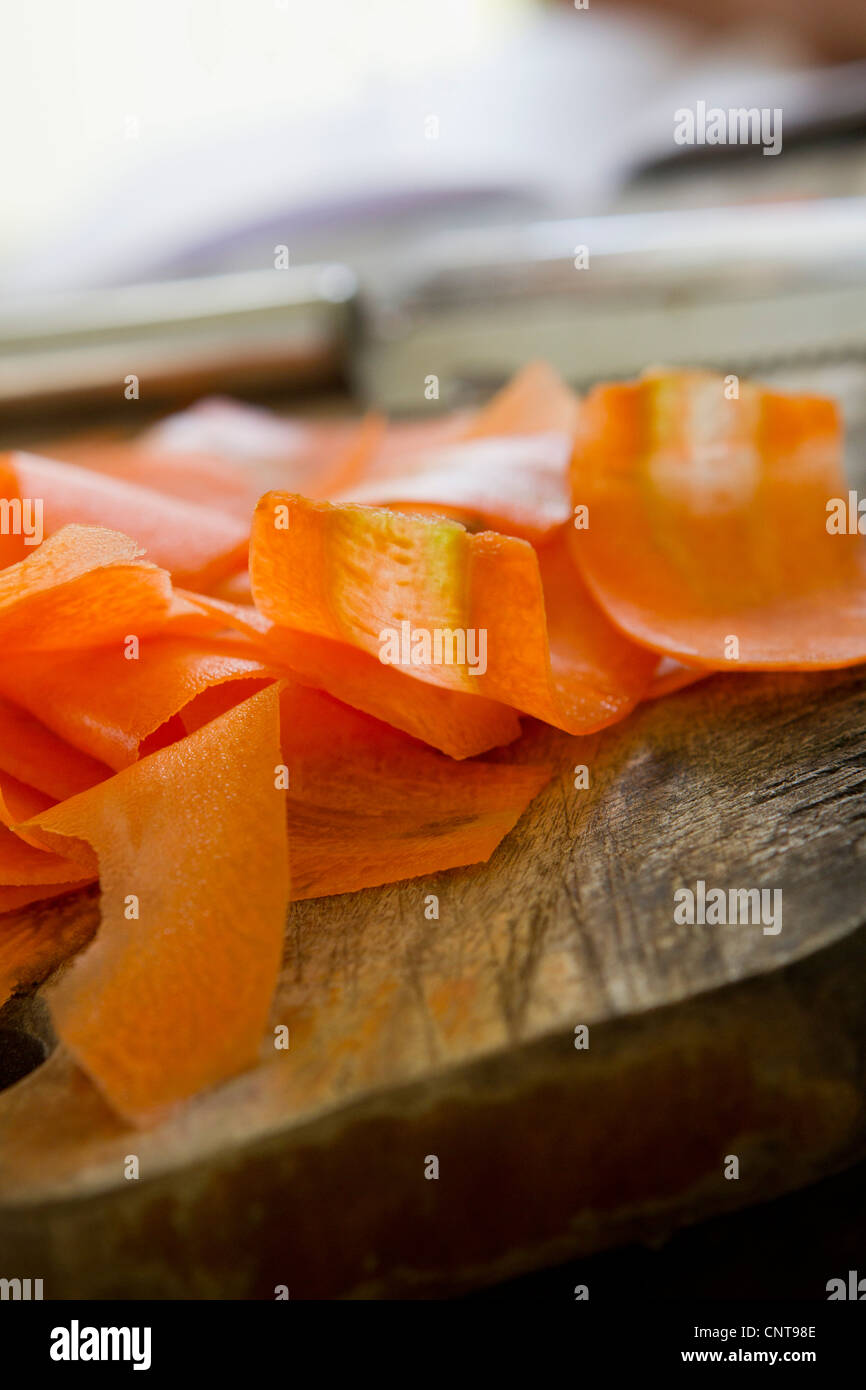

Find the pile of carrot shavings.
xmin=1 ymin=364 xmax=863 ymax=1126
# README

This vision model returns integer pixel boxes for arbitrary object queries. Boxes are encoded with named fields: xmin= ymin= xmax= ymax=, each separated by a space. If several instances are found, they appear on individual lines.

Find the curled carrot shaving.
xmin=250 ymin=494 xmax=655 ymax=736
xmin=4 ymin=452 xmax=250 ymax=591
xmin=332 ymin=363 xmax=578 ymax=541
xmin=570 ymin=370 xmax=866 ymax=668
xmin=21 ymin=684 xmax=289 ymax=1125
xmin=279 ymin=683 xmax=549 ymax=899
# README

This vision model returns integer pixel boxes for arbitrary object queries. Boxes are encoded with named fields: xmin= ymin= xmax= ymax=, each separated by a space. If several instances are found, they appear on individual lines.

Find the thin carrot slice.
xmin=141 ymin=396 xmax=375 ymax=497
xmin=0 ymin=881 xmax=94 ymax=920
xmin=41 ymin=442 xmax=276 ymax=523
xmin=209 ymin=570 xmax=254 ymax=605
xmin=333 ymin=434 xmax=573 ymax=542
xmin=22 ymin=684 xmax=289 ymax=1125
xmin=250 ymin=495 xmax=655 ymax=736
xmin=570 ymin=370 xmax=866 ymax=668
xmin=179 ymin=677 xmax=272 ymax=736
xmin=0 ymin=822 xmax=95 ymax=886
xmin=536 ymin=525 xmax=658 ymax=726
xmin=0 ymin=783 xmax=91 ymax=934
xmin=462 ymin=361 xmax=580 ymax=439
xmin=0 ymin=695 xmax=111 ymax=799
xmin=645 ymin=658 xmax=709 ymax=701
xmin=43 ymin=402 xmax=381 ymax=520
xmin=327 ymin=411 xmax=468 ymax=487
xmin=0 ymin=681 xmax=542 ymax=1000
xmin=0 ymin=768 xmax=93 ymax=865
xmin=0 ymin=771 xmax=54 ymax=826
xmin=279 ymin=685 xmax=550 ymax=899
xmin=0 ymin=637 xmax=272 ymax=768
xmin=332 ymin=364 xmax=577 ymax=541
xmin=40 ymin=368 xmax=575 ymax=541
xmin=172 ymin=588 xmax=271 ymax=641
xmin=0 ymin=526 xmax=188 ymax=654
xmin=5 ymin=452 xmax=248 ymax=590
xmin=264 ymin=628 xmax=521 ymax=759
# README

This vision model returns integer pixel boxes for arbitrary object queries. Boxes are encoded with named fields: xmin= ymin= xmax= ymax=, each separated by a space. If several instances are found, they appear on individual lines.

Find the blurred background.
xmin=1 ymin=0 xmax=866 ymax=283
xmin=1 ymin=0 xmax=866 ymax=426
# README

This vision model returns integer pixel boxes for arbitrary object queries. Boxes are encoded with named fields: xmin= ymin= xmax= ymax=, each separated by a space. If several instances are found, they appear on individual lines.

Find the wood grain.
xmin=0 ymin=664 xmax=864 ymax=1297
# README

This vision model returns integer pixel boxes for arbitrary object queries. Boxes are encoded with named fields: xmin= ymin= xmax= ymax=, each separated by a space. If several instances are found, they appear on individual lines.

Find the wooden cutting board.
xmin=1 ymin=363 xmax=865 ymax=1298
xmin=0 ymin=663 xmax=864 ymax=1299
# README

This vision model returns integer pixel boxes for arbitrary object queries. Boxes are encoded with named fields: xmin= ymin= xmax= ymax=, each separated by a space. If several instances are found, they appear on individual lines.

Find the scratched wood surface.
xmin=0 ymin=364 xmax=864 ymax=1298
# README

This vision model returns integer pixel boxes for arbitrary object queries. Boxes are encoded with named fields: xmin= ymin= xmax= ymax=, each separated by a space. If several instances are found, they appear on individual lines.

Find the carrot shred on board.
xmin=0 ymin=526 xmax=192 ymax=654
xmin=41 ymin=365 xmax=576 ymax=547
xmin=0 ymin=821 xmax=95 ymax=886
xmin=2 ymin=453 xmax=248 ymax=591
xmin=0 ymin=881 xmax=94 ymax=917
xmin=462 ymin=361 xmax=580 ymax=439
xmin=279 ymin=683 xmax=550 ymax=898
xmin=332 ymin=433 xmax=573 ymax=542
xmin=331 ymin=362 xmax=578 ymax=541
xmin=250 ymin=494 xmax=656 ymax=736
xmin=43 ymin=404 xmax=381 ymax=519
xmin=0 ymin=676 xmax=545 ymax=1003
xmin=644 ymin=658 xmax=709 ymax=701
xmin=19 ymin=684 xmax=289 ymax=1125
xmin=0 ymin=694 xmax=111 ymax=800
xmin=0 ymin=687 xmax=547 ymax=1023
xmin=210 ymin=570 xmax=255 ymax=605
xmin=0 ymin=638 xmax=272 ymax=768
xmin=141 ymin=397 xmax=379 ymax=500
xmin=570 ymin=370 xmax=866 ymax=668
xmin=264 ymin=628 xmax=522 ymax=759
xmin=0 ymin=772 xmax=54 ymax=826
xmin=3 ymin=363 xmax=864 ymax=1124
